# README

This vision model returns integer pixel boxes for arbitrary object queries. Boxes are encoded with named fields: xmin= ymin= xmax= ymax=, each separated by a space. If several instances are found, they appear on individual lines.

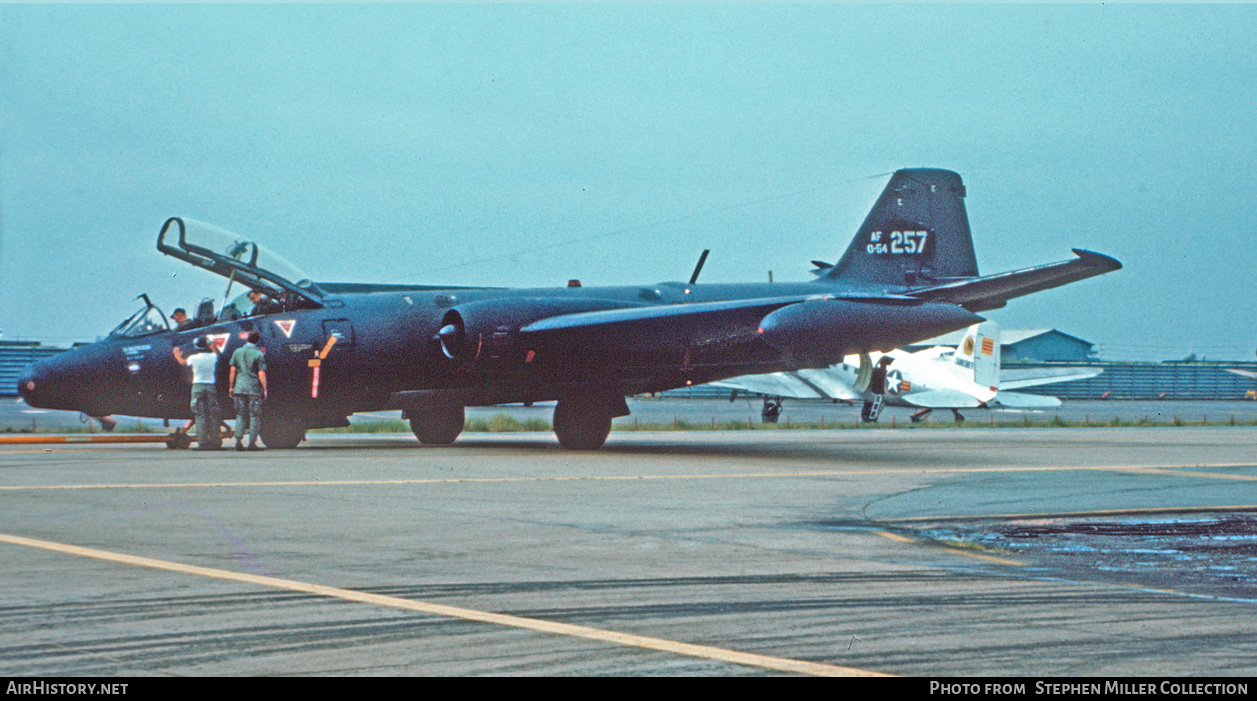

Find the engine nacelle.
xmin=435 ymin=297 xmax=640 ymax=365
xmin=756 ymin=298 xmax=982 ymax=366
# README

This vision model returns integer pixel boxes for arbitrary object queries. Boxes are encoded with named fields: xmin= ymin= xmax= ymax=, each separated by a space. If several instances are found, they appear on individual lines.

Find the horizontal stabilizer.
xmin=899 ymin=389 xmax=984 ymax=409
xmin=1000 ymin=367 xmax=1103 ymax=390
xmin=906 ymin=249 xmax=1122 ymax=312
xmin=991 ymin=391 xmax=1062 ymax=408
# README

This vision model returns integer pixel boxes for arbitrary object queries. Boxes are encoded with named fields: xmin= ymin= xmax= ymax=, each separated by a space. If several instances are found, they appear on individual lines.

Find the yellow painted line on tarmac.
xmin=875 ymin=530 xmax=916 ymax=545
xmin=0 ymin=532 xmax=886 ymax=677
xmin=875 ymin=531 xmax=1025 ymax=567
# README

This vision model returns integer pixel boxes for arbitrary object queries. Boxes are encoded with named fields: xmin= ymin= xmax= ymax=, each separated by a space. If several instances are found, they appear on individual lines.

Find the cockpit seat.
xmin=194 ymin=298 xmax=216 ymax=325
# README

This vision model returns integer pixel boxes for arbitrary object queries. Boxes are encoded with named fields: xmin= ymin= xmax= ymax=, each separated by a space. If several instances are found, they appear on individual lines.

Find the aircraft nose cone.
xmin=14 ymin=345 xmax=119 ymax=414
xmin=16 ymin=365 xmax=40 ymax=402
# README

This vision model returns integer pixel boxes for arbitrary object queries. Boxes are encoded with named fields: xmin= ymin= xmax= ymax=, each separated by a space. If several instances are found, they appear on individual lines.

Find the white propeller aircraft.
xmin=716 ymin=322 xmax=1102 ymax=422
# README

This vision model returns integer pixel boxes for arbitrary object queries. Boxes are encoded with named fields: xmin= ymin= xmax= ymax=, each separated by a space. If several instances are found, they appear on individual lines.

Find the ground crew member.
xmin=172 ymin=336 xmax=223 ymax=450
xmin=229 ymin=329 xmax=268 ymax=451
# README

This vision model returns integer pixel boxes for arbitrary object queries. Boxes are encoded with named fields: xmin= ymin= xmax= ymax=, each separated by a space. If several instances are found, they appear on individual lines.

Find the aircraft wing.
xmin=1000 ymin=366 xmax=1103 ymax=390
xmin=517 ymin=294 xmax=981 ymax=366
xmin=792 ymin=368 xmax=864 ymax=401
xmin=898 ymin=389 xmax=984 ymax=409
xmin=905 ymin=249 xmax=1122 ymax=313
xmin=1228 ymin=369 xmax=1257 ymax=380
xmin=519 ymin=295 xmax=808 ymax=334
xmin=712 ymin=374 xmax=826 ymax=399
xmin=712 ymin=368 xmax=863 ymax=401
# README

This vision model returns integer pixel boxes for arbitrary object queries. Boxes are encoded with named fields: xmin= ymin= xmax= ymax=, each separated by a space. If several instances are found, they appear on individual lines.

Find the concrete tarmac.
xmin=1 ymin=427 xmax=1255 ymax=676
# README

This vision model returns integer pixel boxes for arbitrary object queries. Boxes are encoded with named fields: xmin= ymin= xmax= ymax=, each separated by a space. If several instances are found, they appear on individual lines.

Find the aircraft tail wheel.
xmin=165 ymin=431 xmax=192 ymax=449
xmin=553 ymin=399 xmax=613 ymax=451
xmin=259 ymin=419 xmax=306 ymax=449
xmin=409 ymin=406 xmax=465 ymax=445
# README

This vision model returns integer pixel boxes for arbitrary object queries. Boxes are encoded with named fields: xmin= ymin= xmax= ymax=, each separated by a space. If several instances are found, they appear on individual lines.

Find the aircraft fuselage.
xmin=17 ymin=279 xmax=847 ymax=429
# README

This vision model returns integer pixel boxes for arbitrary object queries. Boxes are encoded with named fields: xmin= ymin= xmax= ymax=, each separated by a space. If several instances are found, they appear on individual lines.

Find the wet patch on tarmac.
xmin=917 ymin=515 xmax=1257 ymax=601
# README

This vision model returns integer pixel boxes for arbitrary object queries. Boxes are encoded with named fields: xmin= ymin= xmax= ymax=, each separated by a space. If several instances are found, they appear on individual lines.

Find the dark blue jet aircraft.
xmin=17 ymin=168 xmax=1120 ymax=450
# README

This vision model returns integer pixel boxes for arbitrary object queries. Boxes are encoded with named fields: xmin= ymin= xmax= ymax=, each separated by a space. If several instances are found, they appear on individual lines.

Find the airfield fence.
xmin=1006 ymin=361 xmax=1257 ymax=400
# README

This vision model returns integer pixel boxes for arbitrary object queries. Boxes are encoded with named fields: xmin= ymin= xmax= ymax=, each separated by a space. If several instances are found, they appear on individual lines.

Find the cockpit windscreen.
xmin=110 ymin=304 xmax=169 ymax=338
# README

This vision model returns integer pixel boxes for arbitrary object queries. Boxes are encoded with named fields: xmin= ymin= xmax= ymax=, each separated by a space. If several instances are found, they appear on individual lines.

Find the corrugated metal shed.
xmin=0 ymin=341 xmax=69 ymax=395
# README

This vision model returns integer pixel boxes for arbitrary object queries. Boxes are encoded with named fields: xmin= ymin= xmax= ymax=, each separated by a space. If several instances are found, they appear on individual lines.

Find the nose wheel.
xmin=165 ymin=429 xmax=192 ymax=449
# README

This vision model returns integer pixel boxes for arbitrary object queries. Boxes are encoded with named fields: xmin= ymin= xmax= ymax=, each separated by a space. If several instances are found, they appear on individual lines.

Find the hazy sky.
xmin=2 ymin=4 xmax=1255 ymax=361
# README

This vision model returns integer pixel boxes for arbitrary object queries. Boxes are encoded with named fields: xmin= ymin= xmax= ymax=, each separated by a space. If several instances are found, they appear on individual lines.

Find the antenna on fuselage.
xmin=688 ymin=249 xmax=710 ymax=285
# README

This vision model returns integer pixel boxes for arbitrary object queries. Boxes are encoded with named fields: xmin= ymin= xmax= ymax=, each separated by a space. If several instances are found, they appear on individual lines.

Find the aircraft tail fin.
xmin=954 ymin=321 xmax=1000 ymax=389
xmin=824 ymin=168 xmax=978 ymax=287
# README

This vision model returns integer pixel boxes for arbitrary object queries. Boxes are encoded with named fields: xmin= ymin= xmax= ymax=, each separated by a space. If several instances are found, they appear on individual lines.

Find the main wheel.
xmin=409 ymin=406 xmax=465 ymax=445
xmin=553 ymin=399 xmax=613 ymax=451
xmin=259 ymin=419 xmax=306 ymax=449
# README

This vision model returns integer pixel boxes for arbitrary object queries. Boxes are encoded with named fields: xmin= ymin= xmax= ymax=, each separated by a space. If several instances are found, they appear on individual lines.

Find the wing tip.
xmin=1070 ymin=248 xmax=1123 ymax=272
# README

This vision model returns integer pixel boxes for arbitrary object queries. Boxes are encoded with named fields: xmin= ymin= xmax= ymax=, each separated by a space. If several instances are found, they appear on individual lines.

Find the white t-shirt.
xmin=188 ymin=351 xmax=218 ymax=385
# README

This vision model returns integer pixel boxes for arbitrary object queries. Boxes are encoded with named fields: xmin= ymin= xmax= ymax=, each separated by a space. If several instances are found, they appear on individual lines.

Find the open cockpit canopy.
xmin=157 ymin=218 xmax=324 ymax=308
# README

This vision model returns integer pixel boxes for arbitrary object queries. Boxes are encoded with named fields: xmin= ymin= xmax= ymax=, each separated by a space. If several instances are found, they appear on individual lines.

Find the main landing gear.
xmin=552 ymin=395 xmax=630 ymax=451
xmin=402 ymin=397 xmax=628 ymax=451
xmin=408 ymin=406 xmax=465 ymax=445
xmin=761 ymin=397 xmax=783 ymax=423
xmin=259 ymin=417 xmax=307 ymax=449
xmin=908 ymin=408 xmax=966 ymax=423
